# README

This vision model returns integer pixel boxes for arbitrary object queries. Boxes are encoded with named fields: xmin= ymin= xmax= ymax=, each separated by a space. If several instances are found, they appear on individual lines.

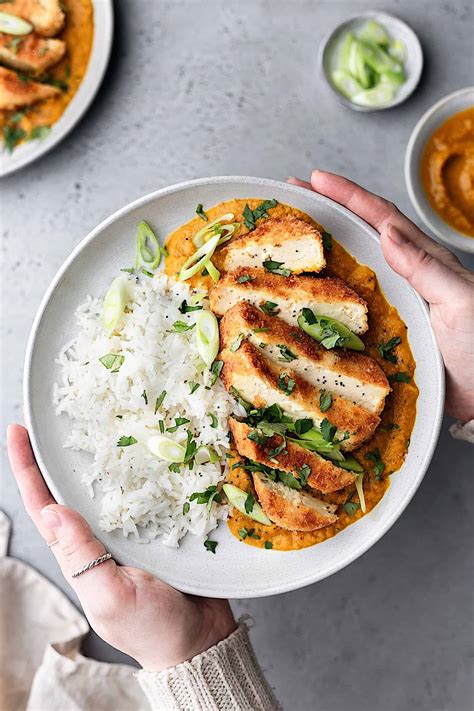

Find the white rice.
xmin=53 ymin=272 xmax=236 ymax=547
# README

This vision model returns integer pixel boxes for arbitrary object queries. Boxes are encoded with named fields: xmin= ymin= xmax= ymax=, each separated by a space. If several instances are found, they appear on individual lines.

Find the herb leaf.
xmin=365 ymin=449 xmax=385 ymax=479
xmin=170 ymin=320 xmax=195 ymax=333
xmin=155 ymin=390 xmax=166 ymax=413
xmin=277 ymin=373 xmax=295 ymax=395
xmin=319 ymin=390 xmax=332 ymax=412
xmin=167 ymin=417 xmax=190 ymax=433
xmin=294 ymin=418 xmax=313 ymax=435
xmin=179 ymin=299 xmax=203 ymax=314
xmin=260 ymin=300 xmax=280 ymax=316
xmin=99 ymin=353 xmax=124 ymax=372
xmin=188 ymin=381 xmax=200 ymax=394
xmin=183 ymin=502 xmax=190 ymax=514
xmin=320 ymin=418 xmax=337 ymax=442
xmin=237 ymin=274 xmax=255 ymax=283
xmin=263 ymin=260 xmax=291 ymax=277
xmin=264 ymin=541 xmax=273 ymax=549
xmin=230 ymin=333 xmax=245 ymax=352
xmin=208 ymin=413 xmax=218 ymax=428
xmin=29 ymin=125 xmax=51 ymax=141
xmin=141 ymin=390 xmax=148 ymax=405
xmin=243 ymin=199 xmax=278 ymax=230
xmin=389 ymin=371 xmax=411 ymax=383
xmin=377 ymin=336 xmax=401 ymax=363
xmin=322 ymin=231 xmax=332 ymax=251
xmin=3 ymin=125 xmax=26 ymax=153
xmin=204 ymin=539 xmax=218 ymax=553
xmin=276 ymin=344 xmax=297 ymax=362
xmin=117 ymin=435 xmax=137 ymax=447
xmin=343 ymin=501 xmax=360 ymax=516
xmin=195 ymin=203 xmax=208 ymax=221
xmin=190 ymin=485 xmax=222 ymax=510
xmin=244 ymin=492 xmax=256 ymax=514
xmin=210 ymin=360 xmax=223 ymax=385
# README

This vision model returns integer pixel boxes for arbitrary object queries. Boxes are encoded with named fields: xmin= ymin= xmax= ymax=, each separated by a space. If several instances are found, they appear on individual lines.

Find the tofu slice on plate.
xmin=0 ymin=34 xmax=66 ymax=75
xmin=229 ymin=418 xmax=357 ymax=493
xmin=210 ymin=267 xmax=368 ymax=334
xmin=220 ymin=341 xmax=380 ymax=451
xmin=220 ymin=302 xmax=389 ymax=414
xmin=0 ymin=65 xmax=60 ymax=110
xmin=253 ymin=472 xmax=338 ymax=531
xmin=218 ymin=216 xmax=326 ymax=275
xmin=4 ymin=0 xmax=65 ymax=37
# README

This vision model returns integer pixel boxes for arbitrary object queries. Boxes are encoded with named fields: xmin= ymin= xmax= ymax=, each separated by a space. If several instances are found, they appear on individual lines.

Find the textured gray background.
xmin=1 ymin=1 xmax=473 ymax=710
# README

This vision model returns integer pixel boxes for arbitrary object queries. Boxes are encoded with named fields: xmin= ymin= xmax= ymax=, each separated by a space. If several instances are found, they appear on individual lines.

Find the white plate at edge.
xmin=0 ymin=0 xmax=113 ymax=178
xmin=24 ymin=176 xmax=444 ymax=598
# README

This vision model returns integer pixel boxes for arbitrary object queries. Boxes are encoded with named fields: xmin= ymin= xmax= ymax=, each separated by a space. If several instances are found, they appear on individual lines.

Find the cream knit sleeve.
xmin=135 ymin=622 xmax=280 ymax=711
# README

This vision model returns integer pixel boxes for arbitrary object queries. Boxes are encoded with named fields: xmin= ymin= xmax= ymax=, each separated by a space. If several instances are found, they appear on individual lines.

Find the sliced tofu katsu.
xmin=218 ymin=216 xmax=326 ymax=275
xmin=5 ymin=0 xmax=65 ymax=37
xmin=229 ymin=418 xmax=356 ymax=493
xmin=210 ymin=268 xmax=368 ymax=335
xmin=220 ymin=341 xmax=380 ymax=451
xmin=253 ymin=472 xmax=338 ymax=531
xmin=220 ymin=302 xmax=389 ymax=414
xmin=0 ymin=34 xmax=66 ymax=75
xmin=0 ymin=66 xmax=60 ymax=110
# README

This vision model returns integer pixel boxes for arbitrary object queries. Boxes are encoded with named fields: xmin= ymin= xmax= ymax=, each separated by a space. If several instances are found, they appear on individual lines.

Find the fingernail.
xmin=41 ymin=507 xmax=61 ymax=529
xmin=387 ymin=223 xmax=408 ymax=246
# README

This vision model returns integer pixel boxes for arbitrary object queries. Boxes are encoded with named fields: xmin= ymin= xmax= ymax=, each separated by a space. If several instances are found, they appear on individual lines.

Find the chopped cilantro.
xmin=365 ymin=449 xmax=385 ymax=479
xmin=263 ymin=260 xmax=291 ymax=277
xmin=230 ymin=333 xmax=245 ymax=352
xmin=242 ymin=199 xmax=279 ymax=230
xmin=343 ymin=501 xmax=360 ymax=516
xmin=170 ymin=320 xmax=195 ymax=333
xmin=389 ymin=371 xmax=411 ymax=383
xmin=190 ymin=485 xmax=222 ymax=510
xmin=179 ymin=299 xmax=203 ymax=313
xmin=167 ymin=417 xmax=190 ymax=433
xmin=29 ymin=125 xmax=51 ymax=141
xmin=319 ymin=390 xmax=332 ymax=413
xmin=260 ymin=300 xmax=280 ymax=316
xmin=195 ymin=203 xmax=208 ymax=221
xmin=237 ymin=274 xmax=255 ymax=283
xmin=276 ymin=344 xmax=297 ymax=362
xmin=244 ymin=492 xmax=256 ymax=514
xmin=99 ymin=353 xmax=124 ymax=372
xmin=264 ymin=541 xmax=273 ymax=549
xmin=322 ymin=231 xmax=332 ymax=251
xmin=3 ymin=125 xmax=26 ymax=153
xmin=117 ymin=435 xmax=137 ymax=447
xmin=204 ymin=539 xmax=218 ymax=554
xmin=377 ymin=336 xmax=401 ymax=364
xmin=277 ymin=373 xmax=295 ymax=395
xmin=320 ymin=418 xmax=336 ymax=442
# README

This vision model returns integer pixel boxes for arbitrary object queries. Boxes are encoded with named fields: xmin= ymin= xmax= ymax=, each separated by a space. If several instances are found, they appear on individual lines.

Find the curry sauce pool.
xmin=165 ymin=199 xmax=418 ymax=551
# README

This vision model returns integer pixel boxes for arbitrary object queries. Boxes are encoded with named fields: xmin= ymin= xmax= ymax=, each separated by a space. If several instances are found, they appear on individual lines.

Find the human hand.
xmin=7 ymin=424 xmax=236 ymax=671
xmin=289 ymin=171 xmax=474 ymax=422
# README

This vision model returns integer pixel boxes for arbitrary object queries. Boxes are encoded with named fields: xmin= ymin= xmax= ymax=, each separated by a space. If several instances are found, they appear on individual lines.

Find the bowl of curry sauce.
xmin=405 ymin=87 xmax=474 ymax=253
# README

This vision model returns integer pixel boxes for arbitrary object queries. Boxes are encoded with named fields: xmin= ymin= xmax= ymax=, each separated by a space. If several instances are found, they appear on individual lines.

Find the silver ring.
xmin=72 ymin=553 xmax=112 ymax=579
xmin=48 ymin=539 xmax=59 ymax=548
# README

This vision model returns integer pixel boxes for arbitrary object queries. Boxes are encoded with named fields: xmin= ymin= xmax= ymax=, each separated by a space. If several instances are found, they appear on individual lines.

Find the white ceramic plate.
xmin=24 ymin=177 xmax=444 ymax=598
xmin=405 ymin=87 xmax=474 ymax=254
xmin=319 ymin=11 xmax=423 ymax=112
xmin=0 ymin=0 xmax=113 ymax=178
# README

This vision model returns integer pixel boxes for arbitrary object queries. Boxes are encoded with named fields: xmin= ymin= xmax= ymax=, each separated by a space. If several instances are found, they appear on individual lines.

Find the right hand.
xmin=289 ymin=171 xmax=474 ymax=422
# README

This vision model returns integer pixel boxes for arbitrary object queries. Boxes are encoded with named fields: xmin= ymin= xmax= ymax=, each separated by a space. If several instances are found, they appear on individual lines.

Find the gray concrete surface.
xmin=1 ymin=1 xmax=473 ymax=709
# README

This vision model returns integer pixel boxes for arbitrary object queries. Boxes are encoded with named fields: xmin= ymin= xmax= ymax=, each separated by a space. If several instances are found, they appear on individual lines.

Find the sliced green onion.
xmin=336 ymin=455 xmax=364 ymax=473
xmin=190 ymin=292 xmax=207 ymax=305
xmin=206 ymin=259 xmax=220 ymax=283
xmin=359 ymin=19 xmax=390 ymax=47
xmin=352 ymin=83 xmax=396 ymax=107
xmin=135 ymin=220 xmax=162 ymax=270
xmin=222 ymin=483 xmax=272 ymax=525
xmin=195 ymin=446 xmax=220 ymax=465
xmin=0 ymin=11 xmax=33 ymax=35
xmin=192 ymin=214 xmax=235 ymax=247
xmin=355 ymin=472 xmax=366 ymax=512
xmin=103 ymin=276 xmax=129 ymax=335
xmin=298 ymin=310 xmax=364 ymax=351
xmin=148 ymin=435 xmax=185 ymax=463
xmin=179 ymin=235 xmax=220 ymax=282
xmin=331 ymin=69 xmax=363 ymax=99
xmin=196 ymin=310 xmax=219 ymax=366
xmin=388 ymin=38 xmax=406 ymax=63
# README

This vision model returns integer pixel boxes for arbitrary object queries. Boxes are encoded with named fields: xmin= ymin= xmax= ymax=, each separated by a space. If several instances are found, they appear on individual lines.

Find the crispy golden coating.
xmin=0 ymin=65 xmax=60 ymax=110
xmin=218 ymin=216 xmax=326 ymax=274
xmin=0 ymin=33 xmax=66 ymax=75
xmin=220 ymin=340 xmax=380 ymax=451
xmin=5 ymin=0 xmax=65 ymax=37
xmin=210 ymin=267 xmax=368 ymax=334
xmin=229 ymin=418 xmax=356 ymax=493
xmin=220 ymin=302 xmax=389 ymax=414
xmin=253 ymin=472 xmax=338 ymax=531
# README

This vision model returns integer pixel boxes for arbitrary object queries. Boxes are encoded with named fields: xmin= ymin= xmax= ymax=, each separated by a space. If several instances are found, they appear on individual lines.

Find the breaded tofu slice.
xmin=229 ymin=418 xmax=356 ymax=493
xmin=218 ymin=216 xmax=325 ymax=275
xmin=5 ymin=0 xmax=65 ymax=37
xmin=0 ymin=66 xmax=60 ymax=110
xmin=220 ymin=341 xmax=380 ymax=451
xmin=210 ymin=268 xmax=368 ymax=334
xmin=253 ymin=472 xmax=338 ymax=531
xmin=0 ymin=34 xmax=66 ymax=75
xmin=220 ymin=302 xmax=389 ymax=414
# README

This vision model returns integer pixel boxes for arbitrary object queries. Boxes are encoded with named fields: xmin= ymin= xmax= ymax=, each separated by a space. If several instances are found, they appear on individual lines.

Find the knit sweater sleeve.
xmin=135 ymin=622 xmax=280 ymax=711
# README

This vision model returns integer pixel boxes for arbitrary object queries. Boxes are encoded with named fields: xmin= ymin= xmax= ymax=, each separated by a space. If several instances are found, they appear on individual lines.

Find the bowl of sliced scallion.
xmin=319 ymin=12 xmax=423 ymax=111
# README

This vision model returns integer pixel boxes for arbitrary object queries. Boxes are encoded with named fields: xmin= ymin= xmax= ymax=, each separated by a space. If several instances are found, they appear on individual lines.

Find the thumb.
xmin=380 ymin=223 xmax=465 ymax=305
xmin=40 ymin=504 xmax=117 ymax=589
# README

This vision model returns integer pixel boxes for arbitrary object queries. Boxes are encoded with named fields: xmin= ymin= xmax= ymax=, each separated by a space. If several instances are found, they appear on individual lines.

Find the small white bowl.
xmin=405 ymin=87 xmax=474 ymax=253
xmin=319 ymin=11 xmax=423 ymax=112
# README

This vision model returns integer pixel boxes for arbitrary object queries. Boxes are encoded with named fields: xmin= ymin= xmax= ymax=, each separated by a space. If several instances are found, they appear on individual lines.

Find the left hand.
xmin=7 ymin=424 xmax=236 ymax=671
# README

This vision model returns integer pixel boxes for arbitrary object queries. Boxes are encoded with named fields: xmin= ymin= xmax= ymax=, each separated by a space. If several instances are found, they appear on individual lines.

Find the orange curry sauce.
xmin=165 ymin=200 xmax=418 ymax=551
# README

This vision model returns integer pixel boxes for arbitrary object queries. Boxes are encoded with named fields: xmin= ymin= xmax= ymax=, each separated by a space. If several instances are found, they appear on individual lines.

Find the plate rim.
xmin=23 ymin=176 xmax=445 ymax=597
xmin=0 ymin=0 xmax=114 ymax=178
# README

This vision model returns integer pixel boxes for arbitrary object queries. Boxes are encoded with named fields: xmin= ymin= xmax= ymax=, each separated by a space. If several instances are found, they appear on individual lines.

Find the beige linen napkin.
xmin=0 ymin=512 xmax=148 ymax=711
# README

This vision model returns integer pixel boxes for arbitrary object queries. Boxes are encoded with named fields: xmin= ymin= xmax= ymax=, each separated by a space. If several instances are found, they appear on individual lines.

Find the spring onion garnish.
xmin=117 ymin=435 xmax=137 ymax=447
xmin=210 ymin=359 xmax=223 ymax=385
xmin=194 ymin=446 xmax=220 ymax=465
xmin=222 ymin=483 xmax=271 ymax=525
xmin=155 ymin=390 xmax=166 ymax=413
xmin=192 ymin=214 xmax=237 ymax=248
xmin=0 ymin=11 xmax=33 ymax=35
xmin=179 ymin=235 xmax=220 ymax=282
xmin=355 ymin=473 xmax=366 ymax=513
xmin=103 ymin=276 xmax=129 ymax=335
xmin=135 ymin=220 xmax=164 ymax=271
xmin=190 ymin=292 xmax=207 ymax=306
xmin=99 ymin=354 xmax=124 ymax=372
xmin=205 ymin=259 xmax=220 ymax=283
xmin=195 ymin=203 xmax=208 ymax=221
xmin=196 ymin=310 xmax=219 ymax=366
xmin=148 ymin=435 xmax=186 ymax=463
xmin=298 ymin=309 xmax=364 ymax=351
